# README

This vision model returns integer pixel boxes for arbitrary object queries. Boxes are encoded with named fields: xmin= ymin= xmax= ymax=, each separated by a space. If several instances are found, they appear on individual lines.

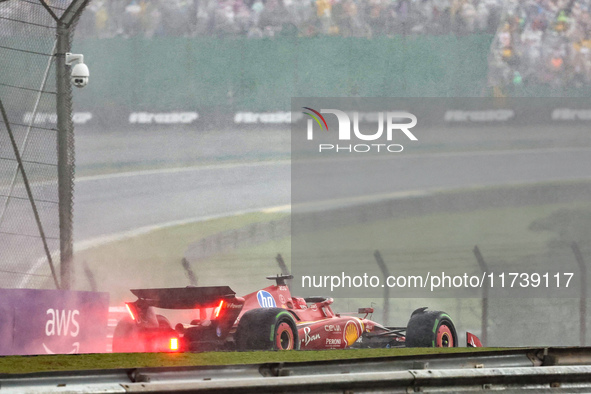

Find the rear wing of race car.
xmin=130 ymin=286 xmax=238 ymax=309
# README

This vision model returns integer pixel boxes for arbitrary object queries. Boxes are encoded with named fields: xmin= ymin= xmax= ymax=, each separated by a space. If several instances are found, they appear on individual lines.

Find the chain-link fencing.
xmin=0 ymin=0 xmax=88 ymax=289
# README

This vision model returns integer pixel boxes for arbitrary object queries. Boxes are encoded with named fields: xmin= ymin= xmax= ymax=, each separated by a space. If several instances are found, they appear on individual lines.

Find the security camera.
xmin=65 ymin=53 xmax=89 ymax=88
xmin=71 ymin=63 xmax=89 ymax=88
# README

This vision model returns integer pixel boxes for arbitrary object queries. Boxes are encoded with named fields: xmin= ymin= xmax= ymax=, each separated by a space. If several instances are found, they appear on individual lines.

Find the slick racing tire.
xmin=405 ymin=309 xmax=458 ymax=348
xmin=112 ymin=317 xmax=146 ymax=353
xmin=235 ymin=308 xmax=300 ymax=351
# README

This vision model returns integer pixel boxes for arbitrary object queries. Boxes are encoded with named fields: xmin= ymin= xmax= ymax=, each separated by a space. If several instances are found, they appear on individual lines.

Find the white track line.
xmin=76 ymin=160 xmax=291 ymax=183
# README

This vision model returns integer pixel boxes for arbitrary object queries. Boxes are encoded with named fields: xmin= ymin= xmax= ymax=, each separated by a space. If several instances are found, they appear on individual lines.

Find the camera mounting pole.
xmin=53 ymin=0 xmax=91 ymax=289
xmin=55 ymin=23 xmax=73 ymax=289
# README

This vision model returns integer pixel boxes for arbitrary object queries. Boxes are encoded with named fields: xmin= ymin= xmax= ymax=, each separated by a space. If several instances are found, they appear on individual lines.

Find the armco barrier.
xmin=0 ymin=289 xmax=109 ymax=355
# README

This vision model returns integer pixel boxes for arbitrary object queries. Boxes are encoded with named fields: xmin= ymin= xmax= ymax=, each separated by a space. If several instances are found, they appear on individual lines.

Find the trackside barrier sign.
xmin=128 ymin=112 xmax=199 ymax=124
xmin=22 ymin=112 xmax=94 ymax=125
xmin=0 ymin=289 xmax=109 ymax=355
xmin=15 ymin=100 xmax=591 ymax=129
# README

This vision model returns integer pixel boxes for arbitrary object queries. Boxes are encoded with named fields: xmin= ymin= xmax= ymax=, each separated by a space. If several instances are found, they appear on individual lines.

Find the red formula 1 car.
xmin=112 ymin=275 xmax=482 ymax=352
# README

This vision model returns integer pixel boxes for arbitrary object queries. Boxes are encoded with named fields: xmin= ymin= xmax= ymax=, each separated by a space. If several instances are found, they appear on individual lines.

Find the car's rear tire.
xmin=405 ymin=309 xmax=458 ymax=348
xmin=112 ymin=317 xmax=146 ymax=353
xmin=235 ymin=308 xmax=299 ymax=351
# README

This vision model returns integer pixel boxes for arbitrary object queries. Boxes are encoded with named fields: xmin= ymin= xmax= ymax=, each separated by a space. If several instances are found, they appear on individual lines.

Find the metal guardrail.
xmin=3 ymin=348 xmax=591 ymax=393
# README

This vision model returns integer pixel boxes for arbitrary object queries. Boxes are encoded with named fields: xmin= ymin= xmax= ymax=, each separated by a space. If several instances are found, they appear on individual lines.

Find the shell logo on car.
xmin=344 ymin=320 xmax=363 ymax=346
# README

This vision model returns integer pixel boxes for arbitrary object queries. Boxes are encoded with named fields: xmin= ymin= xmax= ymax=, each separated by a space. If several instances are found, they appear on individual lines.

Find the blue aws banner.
xmin=0 ymin=289 xmax=109 ymax=355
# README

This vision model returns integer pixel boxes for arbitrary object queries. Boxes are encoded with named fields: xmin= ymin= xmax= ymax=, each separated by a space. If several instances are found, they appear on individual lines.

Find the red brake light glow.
xmin=214 ymin=300 xmax=224 ymax=318
xmin=125 ymin=303 xmax=136 ymax=321
xmin=170 ymin=338 xmax=178 ymax=351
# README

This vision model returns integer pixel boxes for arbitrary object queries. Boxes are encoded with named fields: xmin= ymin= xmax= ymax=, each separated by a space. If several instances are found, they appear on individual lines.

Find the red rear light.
xmin=125 ymin=303 xmax=136 ymax=321
xmin=214 ymin=300 xmax=224 ymax=318
xmin=170 ymin=338 xmax=178 ymax=351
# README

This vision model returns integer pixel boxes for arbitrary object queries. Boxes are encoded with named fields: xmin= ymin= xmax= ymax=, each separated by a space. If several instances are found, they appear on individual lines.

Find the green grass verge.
xmin=0 ymin=347 xmax=504 ymax=375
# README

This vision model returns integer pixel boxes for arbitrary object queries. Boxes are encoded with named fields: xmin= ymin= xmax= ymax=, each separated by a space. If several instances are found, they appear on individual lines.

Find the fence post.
xmin=373 ymin=250 xmax=390 ymax=326
xmin=572 ymin=242 xmax=587 ymax=346
xmin=55 ymin=0 xmax=92 ymax=289
xmin=275 ymin=254 xmax=292 ymax=288
xmin=56 ymin=23 xmax=74 ymax=290
xmin=473 ymin=245 xmax=488 ymax=346
xmin=181 ymin=257 xmax=198 ymax=286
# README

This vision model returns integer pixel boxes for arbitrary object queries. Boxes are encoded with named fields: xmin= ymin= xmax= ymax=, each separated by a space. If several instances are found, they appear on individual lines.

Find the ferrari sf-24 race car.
xmin=113 ymin=275 xmax=482 ymax=352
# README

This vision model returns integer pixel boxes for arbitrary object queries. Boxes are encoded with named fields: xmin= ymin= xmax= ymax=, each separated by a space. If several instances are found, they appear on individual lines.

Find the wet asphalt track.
xmin=73 ymin=125 xmax=591 ymax=243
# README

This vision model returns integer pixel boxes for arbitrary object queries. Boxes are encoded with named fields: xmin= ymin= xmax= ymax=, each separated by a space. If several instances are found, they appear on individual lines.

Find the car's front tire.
xmin=405 ymin=308 xmax=458 ymax=347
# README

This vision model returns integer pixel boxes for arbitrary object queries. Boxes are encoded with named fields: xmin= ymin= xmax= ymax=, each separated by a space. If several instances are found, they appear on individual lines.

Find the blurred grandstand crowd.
xmin=3 ymin=0 xmax=587 ymax=89
xmin=489 ymin=0 xmax=591 ymax=89
xmin=76 ymin=0 xmax=502 ymax=38
xmin=75 ymin=0 xmax=591 ymax=89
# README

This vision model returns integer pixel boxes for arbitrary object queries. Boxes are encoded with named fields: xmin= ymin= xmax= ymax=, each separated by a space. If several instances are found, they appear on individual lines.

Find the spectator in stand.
xmin=258 ymin=0 xmax=289 ymax=36
xmin=488 ymin=0 xmax=591 ymax=90
xmin=122 ymin=0 xmax=142 ymax=37
xmin=315 ymin=0 xmax=333 ymax=35
xmin=336 ymin=0 xmax=367 ymax=36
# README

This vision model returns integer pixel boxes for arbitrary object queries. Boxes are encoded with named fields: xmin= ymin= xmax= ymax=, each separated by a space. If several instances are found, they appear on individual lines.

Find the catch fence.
xmin=0 ymin=0 xmax=89 ymax=289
